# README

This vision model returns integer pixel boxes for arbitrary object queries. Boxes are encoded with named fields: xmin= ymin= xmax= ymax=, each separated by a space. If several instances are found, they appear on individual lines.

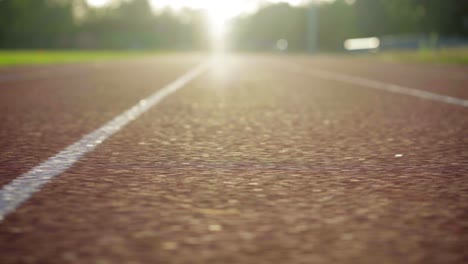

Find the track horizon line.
xmin=0 ymin=60 xmax=212 ymax=222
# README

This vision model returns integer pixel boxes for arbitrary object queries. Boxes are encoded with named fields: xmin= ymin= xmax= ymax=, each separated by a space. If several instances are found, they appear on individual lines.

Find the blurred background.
xmin=0 ymin=0 xmax=467 ymax=63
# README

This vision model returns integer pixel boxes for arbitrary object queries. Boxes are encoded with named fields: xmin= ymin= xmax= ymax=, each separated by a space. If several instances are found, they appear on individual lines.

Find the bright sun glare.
xmin=86 ymin=0 xmax=243 ymax=51
xmin=85 ymin=0 xmax=321 ymax=52
xmin=204 ymin=3 xmax=232 ymax=51
xmin=87 ymin=0 xmax=110 ymax=8
xmin=87 ymin=0 xmax=245 ymax=20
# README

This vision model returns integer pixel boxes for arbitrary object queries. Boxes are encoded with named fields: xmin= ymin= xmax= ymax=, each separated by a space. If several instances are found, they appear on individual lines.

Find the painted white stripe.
xmin=287 ymin=64 xmax=468 ymax=108
xmin=0 ymin=61 xmax=211 ymax=221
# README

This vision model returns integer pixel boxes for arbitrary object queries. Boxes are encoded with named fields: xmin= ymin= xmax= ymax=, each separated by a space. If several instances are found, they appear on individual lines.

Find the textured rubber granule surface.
xmin=0 ymin=55 xmax=467 ymax=264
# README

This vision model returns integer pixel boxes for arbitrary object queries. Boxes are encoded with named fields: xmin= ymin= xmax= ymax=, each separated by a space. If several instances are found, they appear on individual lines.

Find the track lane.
xmin=0 ymin=55 xmax=466 ymax=264
xmin=0 ymin=61 xmax=211 ymax=220
xmin=275 ymin=61 xmax=468 ymax=107
xmin=0 ymin=55 xmax=204 ymax=84
xmin=0 ymin=55 xmax=204 ymax=187
xmin=290 ymin=55 xmax=468 ymax=100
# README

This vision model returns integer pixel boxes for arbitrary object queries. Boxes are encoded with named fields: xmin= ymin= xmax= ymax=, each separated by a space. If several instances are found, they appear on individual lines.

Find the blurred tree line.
xmin=0 ymin=0 xmax=467 ymax=51
xmin=231 ymin=0 xmax=468 ymax=52
xmin=0 ymin=0 xmax=210 ymax=49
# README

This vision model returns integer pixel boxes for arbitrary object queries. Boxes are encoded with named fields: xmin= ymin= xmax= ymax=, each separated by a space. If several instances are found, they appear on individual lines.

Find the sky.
xmin=86 ymin=0 xmax=318 ymax=19
xmin=85 ymin=0 xmax=331 ymax=37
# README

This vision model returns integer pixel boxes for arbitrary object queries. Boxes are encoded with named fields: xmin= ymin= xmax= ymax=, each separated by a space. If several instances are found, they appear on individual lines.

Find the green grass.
xmin=377 ymin=47 xmax=468 ymax=65
xmin=0 ymin=50 xmax=162 ymax=67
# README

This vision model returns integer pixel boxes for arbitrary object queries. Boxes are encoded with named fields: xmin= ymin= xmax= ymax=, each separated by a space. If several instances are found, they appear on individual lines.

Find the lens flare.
xmin=204 ymin=3 xmax=233 ymax=53
xmin=86 ymin=0 xmax=111 ymax=8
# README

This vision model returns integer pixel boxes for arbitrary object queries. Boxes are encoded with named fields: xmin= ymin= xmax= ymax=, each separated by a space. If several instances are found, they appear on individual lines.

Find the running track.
xmin=0 ymin=54 xmax=467 ymax=263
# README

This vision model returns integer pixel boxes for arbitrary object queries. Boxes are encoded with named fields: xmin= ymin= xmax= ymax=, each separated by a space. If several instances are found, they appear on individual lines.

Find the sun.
xmin=203 ymin=2 xmax=239 ymax=52
xmin=206 ymin=4 xmax=230 ymax=37
xmin=86 ymin=0 xmax=111 ymax=8
xmin=86 ymin=0 xmax=239 ymax=52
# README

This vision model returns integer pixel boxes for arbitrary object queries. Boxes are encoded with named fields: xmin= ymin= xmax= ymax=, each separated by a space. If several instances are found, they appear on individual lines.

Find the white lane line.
xmin=286 ymin=64 xmax=468 ymax=108
xmin=0 ymin=61 xmax=211 ymax=221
